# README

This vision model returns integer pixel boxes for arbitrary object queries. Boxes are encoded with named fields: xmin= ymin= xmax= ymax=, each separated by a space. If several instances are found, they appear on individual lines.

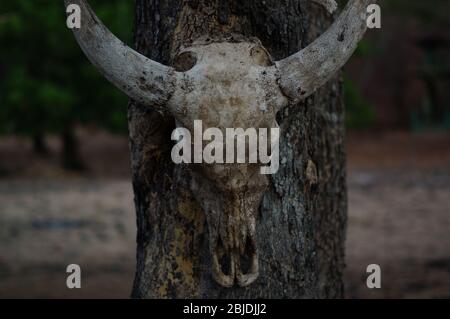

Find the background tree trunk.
xmin=129 ymin=0 xmax=346 ymax=298
xmin=61 ymin=127 xmax=85 ymax=171
xmin=32 ymin=132 xmax=50 ymax=156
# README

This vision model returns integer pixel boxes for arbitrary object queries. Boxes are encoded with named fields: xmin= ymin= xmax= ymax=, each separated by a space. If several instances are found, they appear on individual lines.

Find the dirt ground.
xmin=0 ymin=130 xmax=449 ymax=299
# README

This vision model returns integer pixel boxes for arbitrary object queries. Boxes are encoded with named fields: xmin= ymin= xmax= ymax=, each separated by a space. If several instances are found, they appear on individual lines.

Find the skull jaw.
xmin=236 ymin=252 xmax=259 ymax=287
xmin=212 ymin=251 xmax=235 ymax=288
xmin=212 ymin=246 xmax=259 ymax=288
xmin=189 ymin=167 xmax=267 ymax=288
xmin=209 ymin=206 xmax=261 ymax=287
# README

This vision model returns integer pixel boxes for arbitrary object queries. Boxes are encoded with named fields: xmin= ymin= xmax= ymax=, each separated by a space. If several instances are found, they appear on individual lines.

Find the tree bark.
xmin=129 ymin=0 xmax=346 ymax=298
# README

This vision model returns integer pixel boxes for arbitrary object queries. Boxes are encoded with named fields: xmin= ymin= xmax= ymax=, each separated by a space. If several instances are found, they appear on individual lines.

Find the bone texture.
xmin=67 ymin=0 xmax=372 ymax=288
xmin=64 ymin=0 xmax=175 ymax=110
xmin=169 ymin=39 xmax=287 ymax=287
xmin=277 ymin=0 xmax=374 ymax=104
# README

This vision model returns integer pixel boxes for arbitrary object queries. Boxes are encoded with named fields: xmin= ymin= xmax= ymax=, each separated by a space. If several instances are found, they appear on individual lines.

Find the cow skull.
xmin=66 ymin=0 xmax=373 ymax=287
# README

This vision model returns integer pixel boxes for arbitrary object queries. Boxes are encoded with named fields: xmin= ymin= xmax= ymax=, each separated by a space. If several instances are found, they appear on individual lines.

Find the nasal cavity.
xmin=238 ymin=235 xmax=256 ymax=274
xmin=173 ymin=51 xmax=197 ymax=72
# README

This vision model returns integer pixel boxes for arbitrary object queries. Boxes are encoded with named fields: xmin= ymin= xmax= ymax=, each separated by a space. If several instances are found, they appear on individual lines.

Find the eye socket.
xmin=173 ymin=51 xmax=197 ymax=72
xmin=250 ymin=45 xmax=274 ymax=67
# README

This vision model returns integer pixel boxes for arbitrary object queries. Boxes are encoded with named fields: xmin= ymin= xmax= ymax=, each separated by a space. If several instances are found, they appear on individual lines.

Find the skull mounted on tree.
xmin=65 ymin=0 xmax=373 ymax=291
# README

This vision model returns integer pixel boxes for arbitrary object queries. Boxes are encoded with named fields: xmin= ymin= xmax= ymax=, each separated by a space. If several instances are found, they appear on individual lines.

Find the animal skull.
xmin=169 ymin=39 xmax=286 ymax=287
xmin=66 ymin=0 xmax=373 ymax=287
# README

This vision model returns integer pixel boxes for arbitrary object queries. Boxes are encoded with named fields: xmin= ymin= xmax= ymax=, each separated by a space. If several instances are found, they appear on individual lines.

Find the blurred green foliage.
xmin=344 ymin=75 xmax=375 ymax=129
xmin=0 ymin=0 xmax=133 ymax=138
xmin=343 ymin=38 xmax=377 ymax=130
xmin=1 ymin=0 xmax=447 ymax=138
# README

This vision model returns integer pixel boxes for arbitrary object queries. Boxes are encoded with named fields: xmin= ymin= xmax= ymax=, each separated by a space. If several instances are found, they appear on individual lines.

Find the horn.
xmin=65 ymin=0 xmax=175 ymax=109
xmin=276 ymin=0 xmax=374 ymax=104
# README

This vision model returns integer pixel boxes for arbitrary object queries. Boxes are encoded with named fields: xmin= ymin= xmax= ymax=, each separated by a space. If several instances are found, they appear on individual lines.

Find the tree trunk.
xmin=129 ymin=0 xmax=346 ymax=298
xmin=61 ymin=127 xmax=85 ymax=171
xmin=32 ymin=132 xmax=50 ymax=156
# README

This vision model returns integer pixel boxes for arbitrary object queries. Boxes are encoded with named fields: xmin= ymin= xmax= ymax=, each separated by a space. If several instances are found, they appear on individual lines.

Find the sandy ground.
xmin=0 ymin=130 xmax=449 ymax=298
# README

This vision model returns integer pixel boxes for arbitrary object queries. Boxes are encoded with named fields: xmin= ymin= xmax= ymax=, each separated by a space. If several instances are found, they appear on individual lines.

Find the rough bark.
xmin=129 ymin=0 xmax=346 ymax=298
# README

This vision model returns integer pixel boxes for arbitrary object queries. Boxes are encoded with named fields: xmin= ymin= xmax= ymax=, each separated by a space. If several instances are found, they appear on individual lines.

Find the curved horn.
xmin=65 ymin=0 xmax=175 ymax=109
xmin=276 ymin=0 xmax=374 ymax=104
